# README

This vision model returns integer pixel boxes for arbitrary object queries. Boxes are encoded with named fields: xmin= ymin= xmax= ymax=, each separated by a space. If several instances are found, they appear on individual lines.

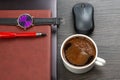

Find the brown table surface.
xmin=58 ymin=0 xmax=120 ymax=80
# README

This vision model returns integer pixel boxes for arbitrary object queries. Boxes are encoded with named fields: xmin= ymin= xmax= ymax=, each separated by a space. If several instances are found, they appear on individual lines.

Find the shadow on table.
xmin=58 ymin=62 xmax=104 ymax=80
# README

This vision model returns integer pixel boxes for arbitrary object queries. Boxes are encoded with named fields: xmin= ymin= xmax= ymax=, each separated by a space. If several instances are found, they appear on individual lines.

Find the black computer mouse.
xmin=73 ymin=3 xmax=94 ymax=35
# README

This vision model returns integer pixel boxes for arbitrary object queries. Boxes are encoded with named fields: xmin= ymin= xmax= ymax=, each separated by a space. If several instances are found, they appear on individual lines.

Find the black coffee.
xmin=63 ymin=37 xmax=96 ymax=66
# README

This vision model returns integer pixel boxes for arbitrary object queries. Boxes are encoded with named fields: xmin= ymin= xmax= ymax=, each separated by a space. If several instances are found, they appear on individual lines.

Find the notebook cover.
xmin=0 ymin=1 xmax=57 ymax=79
xmin=0 ymin=10 xmax=51 ymax=80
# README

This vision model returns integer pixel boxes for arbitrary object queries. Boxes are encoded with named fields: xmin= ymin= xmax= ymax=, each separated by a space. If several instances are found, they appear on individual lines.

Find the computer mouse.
xmin=73 ymin=3 xmax=94 ymax=35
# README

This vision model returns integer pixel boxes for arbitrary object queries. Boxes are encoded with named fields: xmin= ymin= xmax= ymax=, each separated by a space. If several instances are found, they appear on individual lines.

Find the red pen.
xmin=0 ymin=32 xmax=46 ymax=38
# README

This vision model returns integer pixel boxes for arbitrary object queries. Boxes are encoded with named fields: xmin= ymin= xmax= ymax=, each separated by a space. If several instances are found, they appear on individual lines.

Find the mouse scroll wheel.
xmin=81 ymin=4 xmax=85 ymax=8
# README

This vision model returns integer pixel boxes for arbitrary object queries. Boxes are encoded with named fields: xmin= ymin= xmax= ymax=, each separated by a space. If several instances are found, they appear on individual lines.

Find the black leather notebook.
xmin=0 ymin=0 xmax=57 ymax=80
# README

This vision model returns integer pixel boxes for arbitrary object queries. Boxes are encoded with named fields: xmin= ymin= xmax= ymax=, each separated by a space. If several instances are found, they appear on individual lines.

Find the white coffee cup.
xmin=60 ymin=34 xmax=106 ymax=74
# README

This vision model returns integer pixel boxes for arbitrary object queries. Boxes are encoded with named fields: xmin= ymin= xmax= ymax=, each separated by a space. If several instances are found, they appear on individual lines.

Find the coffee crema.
xmin=63 ymin=37 xmax=96 ymax=66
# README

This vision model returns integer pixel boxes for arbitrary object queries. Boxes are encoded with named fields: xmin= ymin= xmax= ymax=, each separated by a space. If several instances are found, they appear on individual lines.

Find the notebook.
xmin=0 ymin=10 xmax=51 ymax=80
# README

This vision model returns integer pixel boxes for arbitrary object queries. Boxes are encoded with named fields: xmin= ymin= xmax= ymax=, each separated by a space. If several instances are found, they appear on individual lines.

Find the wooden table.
xmin=58 ymin=0 xmax=120 ymax=80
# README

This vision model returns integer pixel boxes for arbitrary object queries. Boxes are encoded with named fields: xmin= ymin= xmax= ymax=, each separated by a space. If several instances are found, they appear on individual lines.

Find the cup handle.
xmin=95 ymin=57 xmax=106 ymax=66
